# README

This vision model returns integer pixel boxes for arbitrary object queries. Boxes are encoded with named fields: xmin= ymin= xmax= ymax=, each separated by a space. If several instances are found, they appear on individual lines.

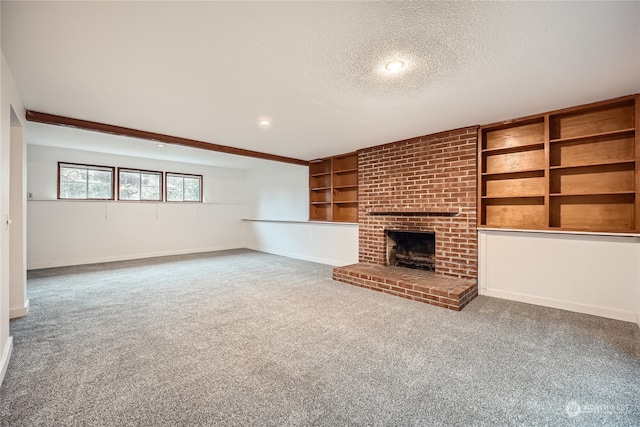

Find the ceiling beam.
xmin=25 ymin=110 xmax=308 ymax=166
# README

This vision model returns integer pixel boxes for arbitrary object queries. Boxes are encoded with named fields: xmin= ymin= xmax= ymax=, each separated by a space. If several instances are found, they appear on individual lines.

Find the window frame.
xmin=165 ymin=172 xmax=203 ymax=203
xmin=58 ymin=162 xmax=115 ymax=200
xmin=117 ymin=167 xmax=164 ymax=202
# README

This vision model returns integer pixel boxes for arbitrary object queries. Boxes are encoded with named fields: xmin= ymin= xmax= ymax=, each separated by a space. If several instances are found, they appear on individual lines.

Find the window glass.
xmin=119 ymin=169 xmax=162 ymax=201
xmin=166 ymin=173 xmax=202 ymax=202
xmin=59 ymin=163 xmax=113 ymax=200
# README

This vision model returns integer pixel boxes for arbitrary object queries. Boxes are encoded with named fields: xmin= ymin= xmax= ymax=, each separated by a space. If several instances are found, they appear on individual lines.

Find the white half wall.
xmin=245 ymin=220 xmax=359 ymax=266
xmin=478 ymin=229 xmax=640 ymax=323
xmin=28 ymin=201 xmax=247 ymax=269
xmin=244 ymin=163 xmax=359 ymax=266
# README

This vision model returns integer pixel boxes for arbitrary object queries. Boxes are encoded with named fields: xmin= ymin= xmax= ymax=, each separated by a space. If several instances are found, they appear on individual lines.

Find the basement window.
xmin=165 ymin=173 xmax=202 ymax=202
xmin=118 ymin=168 xmax=162 ymax=201
xmin=58 ymin=162 xmax=114 ymax=200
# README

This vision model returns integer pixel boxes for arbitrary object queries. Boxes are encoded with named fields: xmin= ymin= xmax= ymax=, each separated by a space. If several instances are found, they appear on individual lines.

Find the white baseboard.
xmin=10 ymin=300 xmax=29 ymax=319
xmin=481 ymin=288 xmax=637 ymax=323
xmin=244 ymin=244 xmax=356 ymax=267
xmin=0 ymin=337 xmax=13 ymax=387
xmin=27 ymin=245 xmax=244 ymax=270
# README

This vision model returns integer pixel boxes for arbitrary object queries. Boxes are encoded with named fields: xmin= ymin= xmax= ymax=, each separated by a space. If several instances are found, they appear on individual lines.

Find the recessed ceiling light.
xmin=258 ymin=119 xmax=272 ymax=127
xmin=156 ymin=143 xmax=165 ymax=148
xmin=385 ymin=60 xmax=405 ymax=72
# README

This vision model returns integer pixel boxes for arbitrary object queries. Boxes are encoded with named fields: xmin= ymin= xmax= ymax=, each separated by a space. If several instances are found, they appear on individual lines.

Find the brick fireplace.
xmin=333 ymin=126 xmax=478 ymax=310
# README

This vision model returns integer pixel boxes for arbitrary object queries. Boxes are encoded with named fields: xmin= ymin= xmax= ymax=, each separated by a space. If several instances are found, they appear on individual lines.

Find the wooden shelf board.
xmin=478 ymin=226 xmax=640 ymax=237
xmin=549 ymin=191 xmax=635 ymax=197
xmin=483 ymin=196 xmax=544 ymax=204
xmin=549 ymin=128 xmax=635 ymax=145
xmin=333 ymin=168 xmax=358 ymax=174
xmin=334 ymin=185 xmax=358 ymax=189
xmin=482 ymin=195 xmax=545 ymax=199
xmin=549 ymin=159 xmax=635 ymax=171
xmin=310 ymin=186 xmax=331 ymax=191
xmin=310 ymin=172 xmax=331 ymax=177
xmin=311 ymin=201 xmax=331 ymax=205
xmin=547 ymin=226 xmax=639 ymax=234
xmin=334 ymin=201 xmax=358 ymax=204
xmin=547 ymin=95 xmax=636 ymax=116
xmin=482 ymin=168 xmax=545 ymax=177
xmin=480 ymin=116 xmax=545 ymax=133
xmin=481 ymin=142 xmax=544 ymax=155
xmin=482 ymin=171 xmax=545 ymax=182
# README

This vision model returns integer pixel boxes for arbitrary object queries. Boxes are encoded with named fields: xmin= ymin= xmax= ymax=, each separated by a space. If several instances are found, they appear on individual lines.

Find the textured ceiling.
xmin=2 ymin=1 xmax=639 ymax=167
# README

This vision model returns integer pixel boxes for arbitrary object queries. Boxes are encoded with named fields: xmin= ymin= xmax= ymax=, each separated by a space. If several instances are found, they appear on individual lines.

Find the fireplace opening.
xmin=386 ymin=230 xmax=436 ymax=271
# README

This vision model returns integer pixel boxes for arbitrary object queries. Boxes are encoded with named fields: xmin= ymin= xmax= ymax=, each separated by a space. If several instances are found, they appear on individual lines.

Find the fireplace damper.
xmin=386 ymin=230 xmax=436 ymax=271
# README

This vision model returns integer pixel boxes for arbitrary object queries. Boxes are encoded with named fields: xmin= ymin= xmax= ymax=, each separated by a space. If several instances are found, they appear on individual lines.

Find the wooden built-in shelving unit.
xmin=309 ymin=152 xmax=358 ymax=222
xmin=478 ymin=94 xmax=639 ymax=233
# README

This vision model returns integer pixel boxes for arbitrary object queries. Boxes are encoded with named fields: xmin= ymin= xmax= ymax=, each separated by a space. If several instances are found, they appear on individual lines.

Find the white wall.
xmin=27 ymin=145 xmax=249 ymax=269
xmin=28 ymin=201 xmax=246 ymax=269
xmin=1 ymin=50 xmax=27 ymax=385
xmin=244 ymin=164 xmax=359 ymax=266
xmin=246 ymin=162 xmax=309 ymax=221
xmin=478 ymin=230 xmax=640 ymax=323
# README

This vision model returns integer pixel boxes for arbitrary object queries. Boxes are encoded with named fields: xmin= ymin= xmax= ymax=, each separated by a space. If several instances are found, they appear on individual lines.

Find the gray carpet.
xmin=1 ymin=249 xmax=639 ymax=426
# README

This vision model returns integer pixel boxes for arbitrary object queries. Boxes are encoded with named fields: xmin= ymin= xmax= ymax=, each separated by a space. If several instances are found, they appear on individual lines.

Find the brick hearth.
xmin=332 ymin=126 xmax=479 ymax=311
xmin=333 ymin=263 xmax=477 ymax=311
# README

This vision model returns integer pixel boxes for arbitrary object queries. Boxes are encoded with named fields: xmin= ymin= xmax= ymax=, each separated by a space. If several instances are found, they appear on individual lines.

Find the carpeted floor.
xmin=1 ymin=249 xmax=639 ymax=426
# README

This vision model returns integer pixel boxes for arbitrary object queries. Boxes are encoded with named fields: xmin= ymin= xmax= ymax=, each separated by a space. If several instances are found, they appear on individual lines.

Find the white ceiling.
xmin=2 ymin=1 xmax=639 ymax=168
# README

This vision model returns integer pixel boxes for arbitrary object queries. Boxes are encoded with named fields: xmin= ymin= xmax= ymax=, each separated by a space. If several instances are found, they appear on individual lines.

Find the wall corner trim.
xmin=9 ymin=300 xmax=29 ymax=319
xmin=0 ymin=337 xmax=14 ymax=387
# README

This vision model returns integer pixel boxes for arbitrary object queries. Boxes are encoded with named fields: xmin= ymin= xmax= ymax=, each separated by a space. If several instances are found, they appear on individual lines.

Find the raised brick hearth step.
xmin=333 ymin=263 xmax=478 ymax=311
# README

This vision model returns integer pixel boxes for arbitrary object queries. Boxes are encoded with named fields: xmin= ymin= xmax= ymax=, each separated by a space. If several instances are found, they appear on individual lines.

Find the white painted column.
xmin=9 ymin=118 xmax=27 ymax=318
